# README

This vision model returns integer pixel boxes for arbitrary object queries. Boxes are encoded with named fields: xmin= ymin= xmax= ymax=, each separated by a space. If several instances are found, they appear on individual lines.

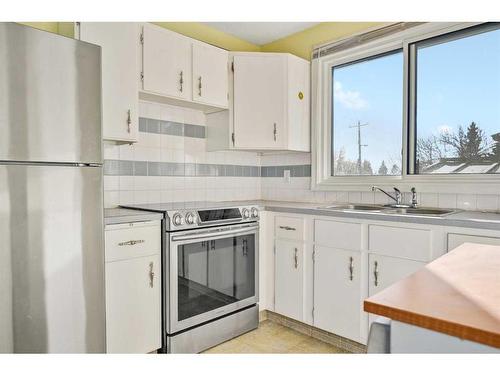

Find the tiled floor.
xmin=203 ymin=320 xmax=349 ymax=354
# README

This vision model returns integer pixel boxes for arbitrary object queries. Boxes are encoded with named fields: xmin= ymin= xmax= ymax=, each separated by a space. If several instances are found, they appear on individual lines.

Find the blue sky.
xmin=332 ymin=26 xmax=500 ymax=175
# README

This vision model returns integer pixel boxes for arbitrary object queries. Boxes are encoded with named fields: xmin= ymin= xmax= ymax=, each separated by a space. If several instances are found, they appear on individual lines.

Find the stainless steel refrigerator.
xmin=0 ymin=23 xmax=105 ymax=353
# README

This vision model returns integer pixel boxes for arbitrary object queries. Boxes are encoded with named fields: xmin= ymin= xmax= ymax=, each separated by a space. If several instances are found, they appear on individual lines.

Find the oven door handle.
xmin=171 ymin=226 xmax=258 ymax=242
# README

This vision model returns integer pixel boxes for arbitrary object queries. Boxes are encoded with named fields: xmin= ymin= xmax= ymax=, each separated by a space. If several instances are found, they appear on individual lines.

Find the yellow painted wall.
xmin=18 ymin=22 xmax=74 ymax=37
xmin=261 ymin=22 xmax=384 ymax=60
xmin=153 ymin=22 xmax=260 ymax=52
xmin=16 ymin=22 xmax=384 ymax=59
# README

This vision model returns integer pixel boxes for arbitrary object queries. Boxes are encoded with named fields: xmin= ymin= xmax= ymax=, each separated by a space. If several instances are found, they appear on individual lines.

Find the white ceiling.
xmin=203 ymin=22 xmax=319 ymax=45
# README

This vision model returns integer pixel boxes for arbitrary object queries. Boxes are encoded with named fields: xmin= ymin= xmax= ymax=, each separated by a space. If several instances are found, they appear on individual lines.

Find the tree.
xmin=362 ymin=160 xmax=373 ymax=175
xmin=391 ymin=164 xmax=401 ymax=175
xmin=440 ymin=122 xmax=489 ymax=161
xmin=334 ymin=148 xmax=358 ymax=175
xmin=417 ymin=134 xmax=444 ymax=167
xmin=378 ymin=161 xmax=388 ymax=175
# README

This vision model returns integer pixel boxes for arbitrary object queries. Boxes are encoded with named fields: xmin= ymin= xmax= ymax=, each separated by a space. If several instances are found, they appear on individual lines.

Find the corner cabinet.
xmin=139 ymin=23 xmax=229 ymax=112
xmin=206 ymin=52 xmax=310 ymax=152
xmin=104 ymin=221 xmax=162 ymax=353
xmin=77 ymin=22 xmax=139 ymax=143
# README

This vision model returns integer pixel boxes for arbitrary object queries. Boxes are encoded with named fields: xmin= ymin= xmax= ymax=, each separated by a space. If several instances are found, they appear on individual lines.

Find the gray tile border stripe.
xmin=139 ymin=117 xmax=205 ymax=139
xmin=261 ymin=165 xmax=311 ymax=178
xmin=104 ymin=160 xmax=311 ymax=178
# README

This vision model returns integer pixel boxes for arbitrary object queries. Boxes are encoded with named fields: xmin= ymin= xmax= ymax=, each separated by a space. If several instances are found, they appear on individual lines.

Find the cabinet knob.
xmin=298 ymin=91 xmax=304 ymax=100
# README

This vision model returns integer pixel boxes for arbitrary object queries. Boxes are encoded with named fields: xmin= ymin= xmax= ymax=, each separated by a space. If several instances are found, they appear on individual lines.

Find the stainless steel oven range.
xmin=122 ymin=202 xmax=260 ymax=353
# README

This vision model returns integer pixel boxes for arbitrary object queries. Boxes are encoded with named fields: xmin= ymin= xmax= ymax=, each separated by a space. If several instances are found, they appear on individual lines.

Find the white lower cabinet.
xmin=274 ymin=239 xmax=305 ymax=322
xmin=313 ymin=246 xmax=362 ymax=342
xmin=105 ymin=221 xmax=161 ymax=353
xmin=368 ymin=254 xmax=425 ymax=296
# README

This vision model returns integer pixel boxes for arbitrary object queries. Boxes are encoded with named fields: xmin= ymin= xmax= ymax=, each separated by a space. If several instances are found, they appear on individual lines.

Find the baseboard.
xmin=263 ymin=310 xmax=367 ymax=354
xmin=258 ymin=310 xmax=268 ymax=322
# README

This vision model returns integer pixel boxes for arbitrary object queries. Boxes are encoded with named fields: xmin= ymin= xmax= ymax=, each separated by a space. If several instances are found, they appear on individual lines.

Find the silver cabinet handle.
xmin=149 ymin=262 xmax=155 ymax=288
xmin=179 ymin=71 xmax=184 ymax=92
xmin=279 ymin=225 xmax=296 ymax=231
xmin=294 ymin=248 xmax=298 ymax=269
xmin=273 ymin=123 xmax=277 ymax=141
xmin=118 ymin=239 xmax=145 ymax=246
xmin=349 ymin=256 xmax=354 ymax=281
xmin=198 ymin=76 xmax=202 ymax=96
xmin=127 ymin=109 xmax=131 ymax=133
xmin=373 ymin=261 xmax=379 ymax=286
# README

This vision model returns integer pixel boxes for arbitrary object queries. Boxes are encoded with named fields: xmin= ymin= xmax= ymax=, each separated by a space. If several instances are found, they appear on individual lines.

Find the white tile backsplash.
xmin=103 ymin=103 xmax=500 ymax=211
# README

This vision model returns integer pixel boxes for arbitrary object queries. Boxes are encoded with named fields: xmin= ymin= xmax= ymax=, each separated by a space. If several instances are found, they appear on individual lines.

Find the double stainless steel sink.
xmin=319 ymin=203 xmax=458 ymax=217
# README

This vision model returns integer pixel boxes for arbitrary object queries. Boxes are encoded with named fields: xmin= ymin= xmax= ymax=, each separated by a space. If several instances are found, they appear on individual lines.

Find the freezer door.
xmin=0 ymin=164 xmax=105 ymax=353
xmin=0 ymin=23 xmax=102 ymax=164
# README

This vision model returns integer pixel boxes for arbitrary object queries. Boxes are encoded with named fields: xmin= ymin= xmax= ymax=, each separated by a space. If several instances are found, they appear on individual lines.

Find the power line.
xmin=349 ymin=121 xmax=369 ymax=174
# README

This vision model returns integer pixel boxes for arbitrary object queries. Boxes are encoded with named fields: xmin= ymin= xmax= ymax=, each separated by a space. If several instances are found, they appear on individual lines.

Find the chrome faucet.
xmin=371 ymin=186 xmax=403 ymax=206
xmin=410 ymin=187 xmax=418 ymax=208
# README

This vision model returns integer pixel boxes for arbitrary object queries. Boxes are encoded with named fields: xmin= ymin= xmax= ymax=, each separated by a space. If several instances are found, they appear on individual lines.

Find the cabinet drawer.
xmin=105 ymin=221 xmax=161 ymax=262
xmin=275 ymin=216 xmax=304 ymax=241
xmin=369 ymin=225 xmax=431 ymax=261
xmin=315 ymin=220 xmax=362 ymax=251
xmin=448 ymin=233 xmax=500 ymax=251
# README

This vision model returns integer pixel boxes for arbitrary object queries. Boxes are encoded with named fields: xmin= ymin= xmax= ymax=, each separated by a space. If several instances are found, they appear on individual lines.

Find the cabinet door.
xmin=314 ymin=247 xmax=361 ymax=342
xmin=192 ymin=43 xmax=228 ymax=108
xmin=275 ymin=239 xmax=304 ymax=321
xmin=106 ymin=254 xmax=161 ymax=353
xmin=79 ymin=22 xmax=139 ymax=142
xmin=142 ymin=24 xmax=191 ymax=101
xmin=286 ymin=56 xmax=310 ymax=152
xmin=233 ymin=54 xmax=287 ymax=149
xmin=368 ymin=254 xmax=425 ymax=296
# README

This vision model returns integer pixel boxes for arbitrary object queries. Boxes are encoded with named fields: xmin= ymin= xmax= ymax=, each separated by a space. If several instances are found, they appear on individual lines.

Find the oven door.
xmin=168 ymin=223 xmax=259 ymax=333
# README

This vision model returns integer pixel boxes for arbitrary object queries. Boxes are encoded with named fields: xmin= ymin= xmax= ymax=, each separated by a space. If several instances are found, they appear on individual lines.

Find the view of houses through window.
xmin=330 ymin=24 xmax=500 ymax=177
xmin=414 ymin=26 xmax=500 ymax=174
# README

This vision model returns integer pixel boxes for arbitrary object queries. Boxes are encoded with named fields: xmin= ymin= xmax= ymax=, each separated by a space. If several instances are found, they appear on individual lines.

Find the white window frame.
xmin=312 ymin=22 xmax=500 ymax=194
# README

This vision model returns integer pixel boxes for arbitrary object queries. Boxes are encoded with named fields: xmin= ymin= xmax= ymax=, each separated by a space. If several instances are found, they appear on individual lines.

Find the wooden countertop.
xmin=364 ymin=243 xmax=500 ymax=348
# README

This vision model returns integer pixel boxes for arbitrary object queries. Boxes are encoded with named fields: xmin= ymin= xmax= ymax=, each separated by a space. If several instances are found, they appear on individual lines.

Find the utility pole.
xmin=349 ymin=121 xmax=368 ymax=174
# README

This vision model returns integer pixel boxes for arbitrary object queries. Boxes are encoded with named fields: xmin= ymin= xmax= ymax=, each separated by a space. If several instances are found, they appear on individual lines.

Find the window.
xmin=313 ymin=22 xmax=500 ymax=190
xmin=332 ymin=51 xmax=403 ymax=176
xmin=411 ymin=26 xmax=500 ymax=174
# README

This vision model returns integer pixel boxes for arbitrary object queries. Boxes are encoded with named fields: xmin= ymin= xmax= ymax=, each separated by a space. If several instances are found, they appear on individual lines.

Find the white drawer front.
xmin=369 ymin=225 xmax=431 ymax=261
xmin=314 ymin=219 xmax=362 ymax=251
xmin=448 ymin=233 xmax=500 ymax=251
xmin=105 ymin=221 xmax=161 ymax=262
xmin=275 ymin=216 xmax=304 ymax=241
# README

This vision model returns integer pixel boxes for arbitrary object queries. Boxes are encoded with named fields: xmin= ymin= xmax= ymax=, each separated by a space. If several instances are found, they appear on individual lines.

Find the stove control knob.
xmin=185 ymin=212 xmax=196 ymax=225
xmin=242 ymin=208 xmax=250 ymax=219
xmin=172 ymin=213 xmax=183 ymax=226
xmin=251 ymin=207 xmax=259 ymax=218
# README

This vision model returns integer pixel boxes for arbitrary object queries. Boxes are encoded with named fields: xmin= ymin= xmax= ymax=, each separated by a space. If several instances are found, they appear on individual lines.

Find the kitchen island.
xmin=364 ymin=243 xmax=500 ymax=353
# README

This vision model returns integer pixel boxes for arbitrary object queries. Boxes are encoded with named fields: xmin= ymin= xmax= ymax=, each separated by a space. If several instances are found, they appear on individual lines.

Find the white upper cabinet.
xmin=233 ymin=54 xmax=287 ymax=149
xmin=78 ymin=22 xmax=139 ymax=143
xmin=140 ymin=23 xmax=228 ymax=112
xmin=192 ymin=43 xmax=229 ymax=108
xmin=206 ymin=52 xmax=310 ymax=152
xmin=141 ymin=24 xmax=192 ymax=101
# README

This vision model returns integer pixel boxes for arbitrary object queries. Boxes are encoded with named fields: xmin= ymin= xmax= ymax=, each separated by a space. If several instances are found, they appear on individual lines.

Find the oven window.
xmin=177 ymin=233 xmax=256 ymax=321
